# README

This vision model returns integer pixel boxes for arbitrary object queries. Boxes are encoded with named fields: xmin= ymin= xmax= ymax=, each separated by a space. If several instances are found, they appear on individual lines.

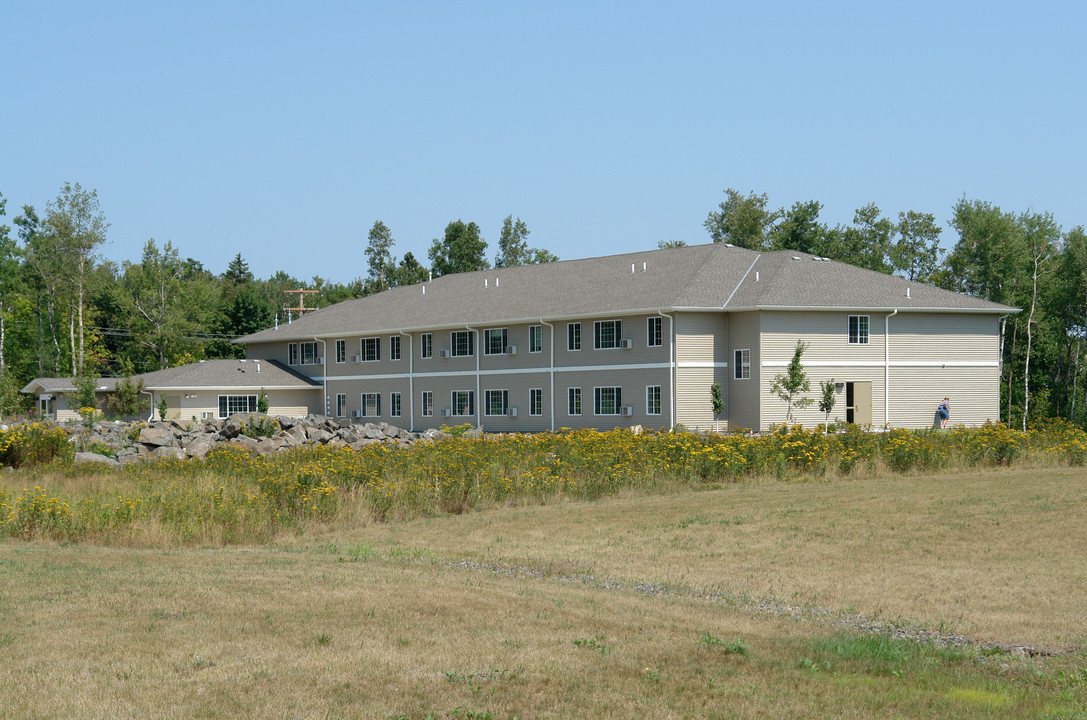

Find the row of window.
xmin=290 ymin=316 xmax=870 ymax=368
xmin=287 ymin=319 xmax=666 ymax=366
xmin=329 ymin=386 xmax=664 ymax=419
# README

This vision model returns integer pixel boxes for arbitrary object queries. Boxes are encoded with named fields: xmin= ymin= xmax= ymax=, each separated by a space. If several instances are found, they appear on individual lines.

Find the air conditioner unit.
xmin=439 ymin=349 xmax=450 ymax=358
xmin=202 ymin=412 xmax=215 ymax=419
xmin=315 ymin=356 xmax=323 ymax=364
xmin=505 ymin=345 xmax=517 ymax=355
xmin=620 ymin=338 xmax=633 ymax=350
xmin=620 ymin=406 xmax=633 ymax=417
xmin=441 ymin=408 xmax=452 ymax=417
xmin=351 ymin=354 xmax=363 ymax=363
xmin=506 ymin=407 xmax=518 ymax=417
xmin=352 ymin=410 xmax=363 ymax=418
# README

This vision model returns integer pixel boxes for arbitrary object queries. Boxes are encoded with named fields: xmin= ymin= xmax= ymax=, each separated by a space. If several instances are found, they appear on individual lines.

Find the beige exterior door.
xmin=846 ymin=381 xmax=872 ymax=425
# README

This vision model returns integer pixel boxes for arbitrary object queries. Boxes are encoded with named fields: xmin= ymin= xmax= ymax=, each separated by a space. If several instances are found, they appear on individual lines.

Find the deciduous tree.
xmin=428 ymin=220 xmax=489 ymax=277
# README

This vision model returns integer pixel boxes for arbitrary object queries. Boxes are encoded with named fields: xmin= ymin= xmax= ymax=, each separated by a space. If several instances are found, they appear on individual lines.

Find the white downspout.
xmin=658 ymin=310 xmax=675 ymax=430
xmin=885 ymin=309 xmax=897 ymax=427
xmin=541 ymin=319 xmax=555 ymax=431
xmin=468 ymin=324 xmax=480 ymax=429
xmin=400 ymin=330 xmax=413 ymax=431
xmin=315 ymin=337 xmax=327 ymax=417
xmin=142 ymin=390 xmax=155 ymax=422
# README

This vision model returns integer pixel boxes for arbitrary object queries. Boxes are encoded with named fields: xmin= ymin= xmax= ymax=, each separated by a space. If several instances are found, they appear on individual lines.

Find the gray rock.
xmin=138 ymin=427 xmax=175 ymax=447
xmin=74 ymin=451 xmax=120 ymax=467
xmin=152 ymin=446 xmax=187 ymax=460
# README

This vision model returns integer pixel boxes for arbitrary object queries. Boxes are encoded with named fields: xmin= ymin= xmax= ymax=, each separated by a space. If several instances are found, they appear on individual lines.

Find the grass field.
xmin=2 ymin=466 xmax=1085 ymax=719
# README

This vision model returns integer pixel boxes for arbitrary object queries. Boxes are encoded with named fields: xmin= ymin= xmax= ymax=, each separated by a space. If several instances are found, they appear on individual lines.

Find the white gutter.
xmin=141 ymin=389 xmax=154 ymax=422
xmin=541 ymin=319 xmax=556 ymax=431
xmin=400 ymin=330 xmax=414 ymax=431
xmin=885 ymin=309 xmax=897 ymax=427
xmin=658 ymin=310 xmax=675 ymax=429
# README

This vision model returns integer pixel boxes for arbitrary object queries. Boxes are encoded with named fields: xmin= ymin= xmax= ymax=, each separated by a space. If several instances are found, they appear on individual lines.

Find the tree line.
xmin=0 ymin=183 xmax=556 ymax=415
xmin=2 ymin=182 xmax=1085 ymax=430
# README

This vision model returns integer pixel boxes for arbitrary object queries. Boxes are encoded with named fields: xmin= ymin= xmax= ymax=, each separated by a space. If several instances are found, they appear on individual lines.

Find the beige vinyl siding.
xmin=760 ymin=310 xmax=885 ymax=364
xmin=889 ymin=313 xmax=1000 ymax=362
xmin=888 ymin=367 xmax=1001 ymax=427
xmin=728 ymin=311 xmax=760 ymax=431
xmin=674 ymin=312 xmax=726 ymax=430
xmin=147 ymin=388 xmax=321 ymax=421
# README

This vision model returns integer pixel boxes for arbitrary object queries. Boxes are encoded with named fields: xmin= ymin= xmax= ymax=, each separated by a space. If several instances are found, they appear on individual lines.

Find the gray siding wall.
xmin=727 ymin=311 xmax=761 ymax=431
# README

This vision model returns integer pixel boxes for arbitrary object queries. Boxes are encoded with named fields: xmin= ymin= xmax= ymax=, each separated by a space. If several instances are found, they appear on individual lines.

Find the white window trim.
xmin=390 ymin=391 xmax=402 ymax=417
xmin=421 ymin=333 xmax=433 ymax=359
xmin=593 ymin=319 xmax=622 ymax=350
xmin=360 ymin=337 xmax=381 ymax=362
xmin=734 ymin=349 xmax=751 ymax=380
xmin=421 ymin=390 xmax=434 ymax=417
xmin=360 ymin=392 xmax=381 ymax=417
xmin=451 ymin=331 xmax=474 ymax=358
xmin=593 ymin=386 xmax=622 ymax=416
xmin=848 ymin=315 xmax=870 ymax=345
xmin=529 ymin=388 xmax=543 ymax=416
xmin=568 ymin=387 xmax=582 ymax=416
xmin=451 ymin=389 xmax=475 ymax=416
xmin=646 ymin=385 xmax=662 ymax=415
xmin=483 ymin=389 xmax=509 ymax=416
xmin=335 ymin=340 xmax=346 ymax=364
xmin=335 ymin=393 xmax=347 ymax=417
xmin=567 ymin=322 xmax=581 ymax=351
xmin=389 ymin=335 xmax=402 ymax=361
xmin=483 ymin=328 xmax=508 ymax=356
xmin=529 ymin=325 xmax=543 ymax=353
xmin=647 ymin=317 xmax=662 ymax=348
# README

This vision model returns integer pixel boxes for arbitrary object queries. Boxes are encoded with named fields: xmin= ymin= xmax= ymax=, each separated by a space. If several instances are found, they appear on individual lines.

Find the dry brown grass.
xmin=2 ymin=466 xmax=1085 ymax=718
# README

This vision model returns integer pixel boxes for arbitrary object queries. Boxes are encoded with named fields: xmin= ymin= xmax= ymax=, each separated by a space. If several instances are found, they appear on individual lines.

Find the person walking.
xmin=938 ymin=397 xmax=950 ymax=429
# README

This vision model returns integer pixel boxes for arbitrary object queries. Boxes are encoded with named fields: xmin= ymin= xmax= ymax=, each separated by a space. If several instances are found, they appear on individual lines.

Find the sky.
xmin=2 ymin=1 xmax=1084 ymax=284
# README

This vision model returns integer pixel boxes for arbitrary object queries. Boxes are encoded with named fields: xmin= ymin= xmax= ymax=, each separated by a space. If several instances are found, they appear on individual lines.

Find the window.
xmin=484 ymin=389 xmax=509 ymax=416
xmin=594 ymin=319 xmax=622 ymax=349
xmin=594 ymin=386 xmax=622 ymax=415
xmin=452 ymin=390 xmax=474 ymax=416
xmin=484 ymin=328 xmax=508 ymax=355
xmin=849 ymin=315 xmax=870 ymax=344
xmin=335 ymin=339 xmax=346 ymax=364
xmin=567 ymin=322 xmax=581 ymax=351
xmin=568 ymin=387 xmax=582 ymax=416
xmin=647 ymin=317 xmax=662 ymax=347
xmin=389 ymin=336 xmax=401 ymax=361
xmin=529 ymin=325 xmax=543 ymax=353
xmin=451 ymin=330 xmax=474 ymax=357
xmin=360 ymin=393 xmax=381 ymax=417
xmin=390 ymin=392 xmax=401 ymax=417
xmin=301 ymin=341 xmax=316 ymax=365
xmin=218 ymin=394 xmax=257 ymax=418
xmin=530 ymin=388 xmax=543 ymax=416
xmin=421 ymin=333 xmax=433 ymax=359
xmin=421 ymin=390 xmax=433 ymax=417
xmin=734 ymin=349 xmax=751 ymax=380
xmin=288 ymin=343 xmax=298 ymax=365
xmin=361 ymin=337 xmax=380 ymax=362
xmin=646 ymin=385 xmax=662 ymax=415
xmin=335 ymin=393 xmax=347 ymax=417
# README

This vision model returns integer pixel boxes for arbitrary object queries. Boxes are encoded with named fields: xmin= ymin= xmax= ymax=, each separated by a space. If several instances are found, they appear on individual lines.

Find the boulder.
xmin=74 ymin=451 xmax=120 ymax=467
xmin=138 ymin=427 xmax=175 ymax=447
xmin=152 ymin=446 xmax=187 ymax=460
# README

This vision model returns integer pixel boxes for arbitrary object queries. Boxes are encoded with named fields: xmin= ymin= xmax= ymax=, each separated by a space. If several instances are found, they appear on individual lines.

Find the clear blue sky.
xmin=2 ymin=1 xmax=1083 ymax=283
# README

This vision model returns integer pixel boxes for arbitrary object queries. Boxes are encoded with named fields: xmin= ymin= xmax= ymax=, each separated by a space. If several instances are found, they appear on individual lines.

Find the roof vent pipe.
xmin=496 ymin=277 xmax=499 ymax=287
xmin=906 ymin=287 xmax=911 ymax=299
xmin=484 ymin=278 xmax=488 ymax=288
xmin=422 ymin=285 xmax=426 ymax=295
xmin=631 ymin=263 xmax=635 ymax=273
xmin=755 ymin=271 xmax=760 ymax=282
xmin=428 ymin=271 xmax=432 ymax=282
xmin=275 ymin=314 xmax=278 ymax=331
xmin=642 ymin=262 xmax=647 ymax=272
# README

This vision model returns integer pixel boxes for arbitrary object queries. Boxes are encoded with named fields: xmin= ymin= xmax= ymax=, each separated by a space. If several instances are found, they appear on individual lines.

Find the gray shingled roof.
xmin=22 ymin=359 xmax=320 ymax=395
xmin=134 ymin=359 xmax=321 ymax=390
xmin=239 ymin=243 xmax=1019 ymax=344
